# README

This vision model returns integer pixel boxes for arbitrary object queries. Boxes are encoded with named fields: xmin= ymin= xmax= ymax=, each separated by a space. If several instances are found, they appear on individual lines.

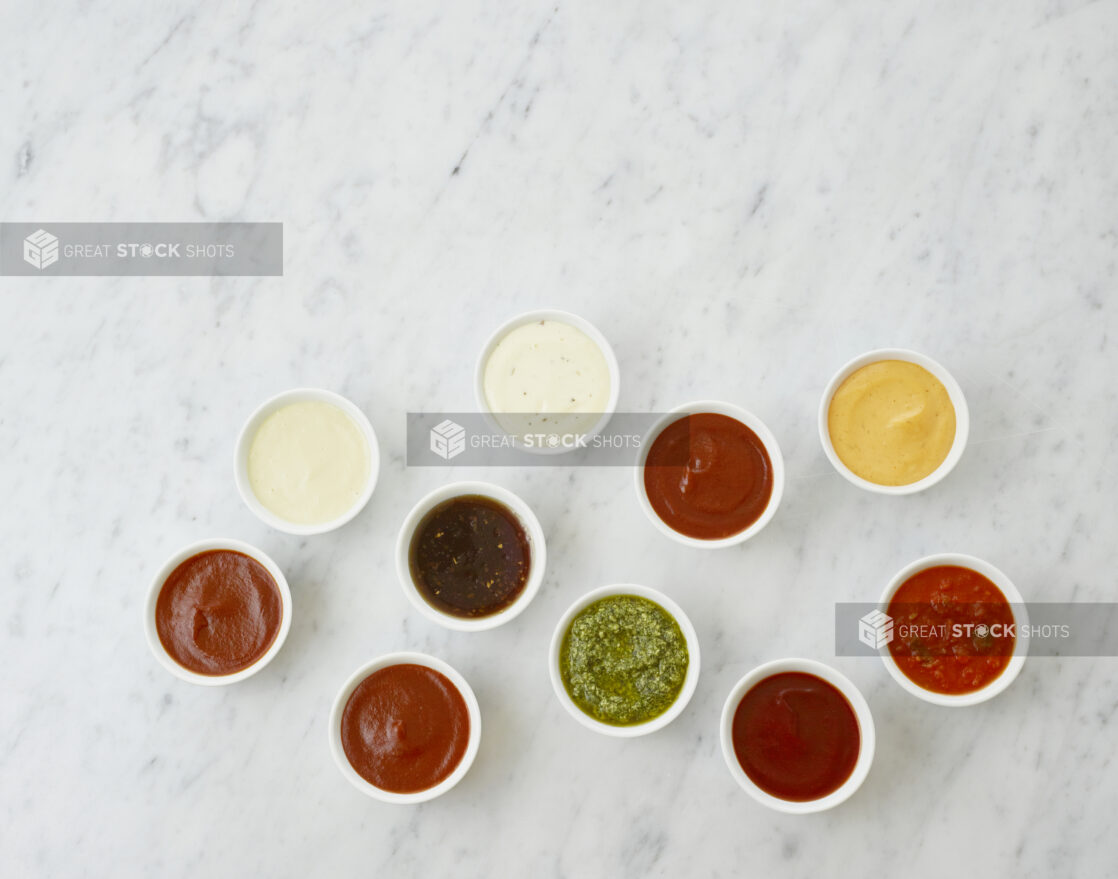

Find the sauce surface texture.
xmin=644 ymin=412 xmax=773 ymax=540
xmin=247 ymin=400 xmax=370 ymax=525
xmin=827 ymin=359 xmax=956 ymax=486
xmin=560 ymin=595 xmax=688 ymax=726
xmin=483 ymin=319 xmax=611 ymax=415
xmin=886 ymin=565 xmax=1015 ymax=694
xmin=409 ymin=495 xmax=531 ymax=618
xmin=341 ymin=663 xmax=470 ymax=794
xmin=732 ymin=672 xmax=860 ymax=802
xmin=155 ymin=549 xmax=283 ymax=676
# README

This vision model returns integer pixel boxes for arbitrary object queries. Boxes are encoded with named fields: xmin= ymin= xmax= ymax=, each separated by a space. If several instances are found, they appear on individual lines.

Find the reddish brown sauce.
xmin=644 ymin=412 xmax=773 ymax=539
xmin=341 ymin=663 xmax=470 ymax=794
xmin=155 ymin=549 xmax=283 ymax=676
xmin=887 ymin=565 xmax=1015 ymax=694
xmin=732 ymin=672 xmax=860 ymax=802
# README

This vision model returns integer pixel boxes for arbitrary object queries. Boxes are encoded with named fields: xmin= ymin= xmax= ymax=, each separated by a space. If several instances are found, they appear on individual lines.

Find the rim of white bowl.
xmin=634 ymin=400 xmax=785 ymax=549
xmin=396 ymin=481 xmax=547 ymax=632
xmin=473 ymin=308 xmax=621 ymax=455
xmin=234 ymin=387 xmax=380 ymax=535
xmin=549 ymin=584 xmax=701 ymax=737
xmin=328 ymin=652 xmax=482 ymax=804
xmin=878 ymin=553 xmax=1029 ymax=706
xmin=144 ymin=538 xmax=292 ymax=686
xmin=817 ymin=348 xmax=970 ymax=495
xmin=719 ymin=658 xmax=876 ymax=814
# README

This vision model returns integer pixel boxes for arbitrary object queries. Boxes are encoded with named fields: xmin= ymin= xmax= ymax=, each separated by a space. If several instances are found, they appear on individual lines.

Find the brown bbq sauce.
xmin=341 ymin=663 xmax=470 ymax=794
xmin=155 ymin=549 xmax=283 ymax=676
xmin=408 ymin=495 xmax=530 ymax=618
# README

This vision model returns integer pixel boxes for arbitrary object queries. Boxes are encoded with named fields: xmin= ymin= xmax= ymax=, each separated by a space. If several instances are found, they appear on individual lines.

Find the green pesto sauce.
xmin=559 ymin=594 xmax=689 ymax=726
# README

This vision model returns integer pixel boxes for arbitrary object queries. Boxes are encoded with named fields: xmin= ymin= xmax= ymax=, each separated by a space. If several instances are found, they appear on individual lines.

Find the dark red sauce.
xmin=341 ymin=663 xmax=470 ymax=794
xmin=155 ymin=549 xmax=283 ymax=676
xmin=732 ymin=672 xmax=860 ymax=801
xmin=644 ymin=412 xmax=773 ymax=540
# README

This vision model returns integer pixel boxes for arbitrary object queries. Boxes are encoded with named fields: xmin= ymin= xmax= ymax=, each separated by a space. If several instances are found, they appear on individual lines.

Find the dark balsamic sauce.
xmin=408 ymin=495 xmax=531 ymax=618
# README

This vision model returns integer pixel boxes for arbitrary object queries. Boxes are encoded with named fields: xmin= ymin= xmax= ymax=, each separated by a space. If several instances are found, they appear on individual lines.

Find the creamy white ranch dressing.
xmin=247 ymin=400 xmax=370 ymax=524
xmin=483 ymin=319 xmax=611 ymax=416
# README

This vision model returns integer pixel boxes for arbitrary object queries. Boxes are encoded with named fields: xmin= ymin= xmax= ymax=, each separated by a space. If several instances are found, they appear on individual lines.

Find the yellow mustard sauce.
xmin=827 ymin=360 xmax=956 ymax=486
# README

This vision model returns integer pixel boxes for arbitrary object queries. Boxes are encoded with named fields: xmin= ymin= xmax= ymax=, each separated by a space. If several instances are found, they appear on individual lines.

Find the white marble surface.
xmin=2 ymin=0 xmax=1117 ymax=876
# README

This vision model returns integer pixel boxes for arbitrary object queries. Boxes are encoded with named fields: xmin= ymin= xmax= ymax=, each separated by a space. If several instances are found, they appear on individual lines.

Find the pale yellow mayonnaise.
xmin=827 ymin=360 xmax=956 ymax=486
xmin=247 ymin=400 xmax=370 ymax=524
xmin=483 ymin=320 xmax=611 ymax=415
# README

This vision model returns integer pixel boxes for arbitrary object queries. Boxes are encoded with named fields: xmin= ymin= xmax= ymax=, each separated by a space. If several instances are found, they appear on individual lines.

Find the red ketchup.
xmin=732 ymin=672 xmax=860 ymax=801
xmin=644 ymin=412 xmax=773 ymax=540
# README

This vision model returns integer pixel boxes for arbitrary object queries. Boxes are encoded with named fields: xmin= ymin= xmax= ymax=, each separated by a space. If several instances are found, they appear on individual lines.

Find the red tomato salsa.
xmin=732 ymin=672 xmax=860 ymax=801
xmin=886 ymin=565 xmax=1015 ymax=695
xmin=341 ymin=663 xmax=470 ymax=794
xmin=643 ymin=412 xmax=773 ymax=540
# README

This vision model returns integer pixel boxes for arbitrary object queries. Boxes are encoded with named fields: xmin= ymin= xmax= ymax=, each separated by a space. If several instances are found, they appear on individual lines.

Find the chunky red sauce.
xmin=732 ymin=672 xmax=860 ymax=801
xmin=644 ymin=412 xmax=773 ymax=540
xmin=341 ymin=664 xmax=470 ymax=794
xmin=886 ymin=565 xmax=1015 ymax=695
xmin=155 ymin=550 xmax=283 ymax=676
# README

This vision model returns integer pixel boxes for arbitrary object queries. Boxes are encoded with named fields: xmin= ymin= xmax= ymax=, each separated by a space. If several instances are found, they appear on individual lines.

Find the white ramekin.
xmin=549 ymin=584 xmax=701 ymax=737
xmin=635 ymin=400 xmax=785 ymax=549
xmin=234 ymin=387 xmax=380 ymax=535
xmin=878 ymin=553 xmax=1028 ymax=706
xmin=818 ymin=348 xmax=969 ymax=495
xmin=144 ymin=538 xmax=293 ymax=686
xmin=474 ymin=308 xmax=621 ymax=454
xmin=396 ymin=481 xmax=547 ymax=632
xmin=329 ymin=652 xmax=482 ymax=804
xmin=719 ymin=658 xmax=875 ymax=814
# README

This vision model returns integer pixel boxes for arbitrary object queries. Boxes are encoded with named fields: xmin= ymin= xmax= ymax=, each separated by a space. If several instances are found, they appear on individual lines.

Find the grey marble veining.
xmin=1 ymin=0 xmax=1116 ymax=876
